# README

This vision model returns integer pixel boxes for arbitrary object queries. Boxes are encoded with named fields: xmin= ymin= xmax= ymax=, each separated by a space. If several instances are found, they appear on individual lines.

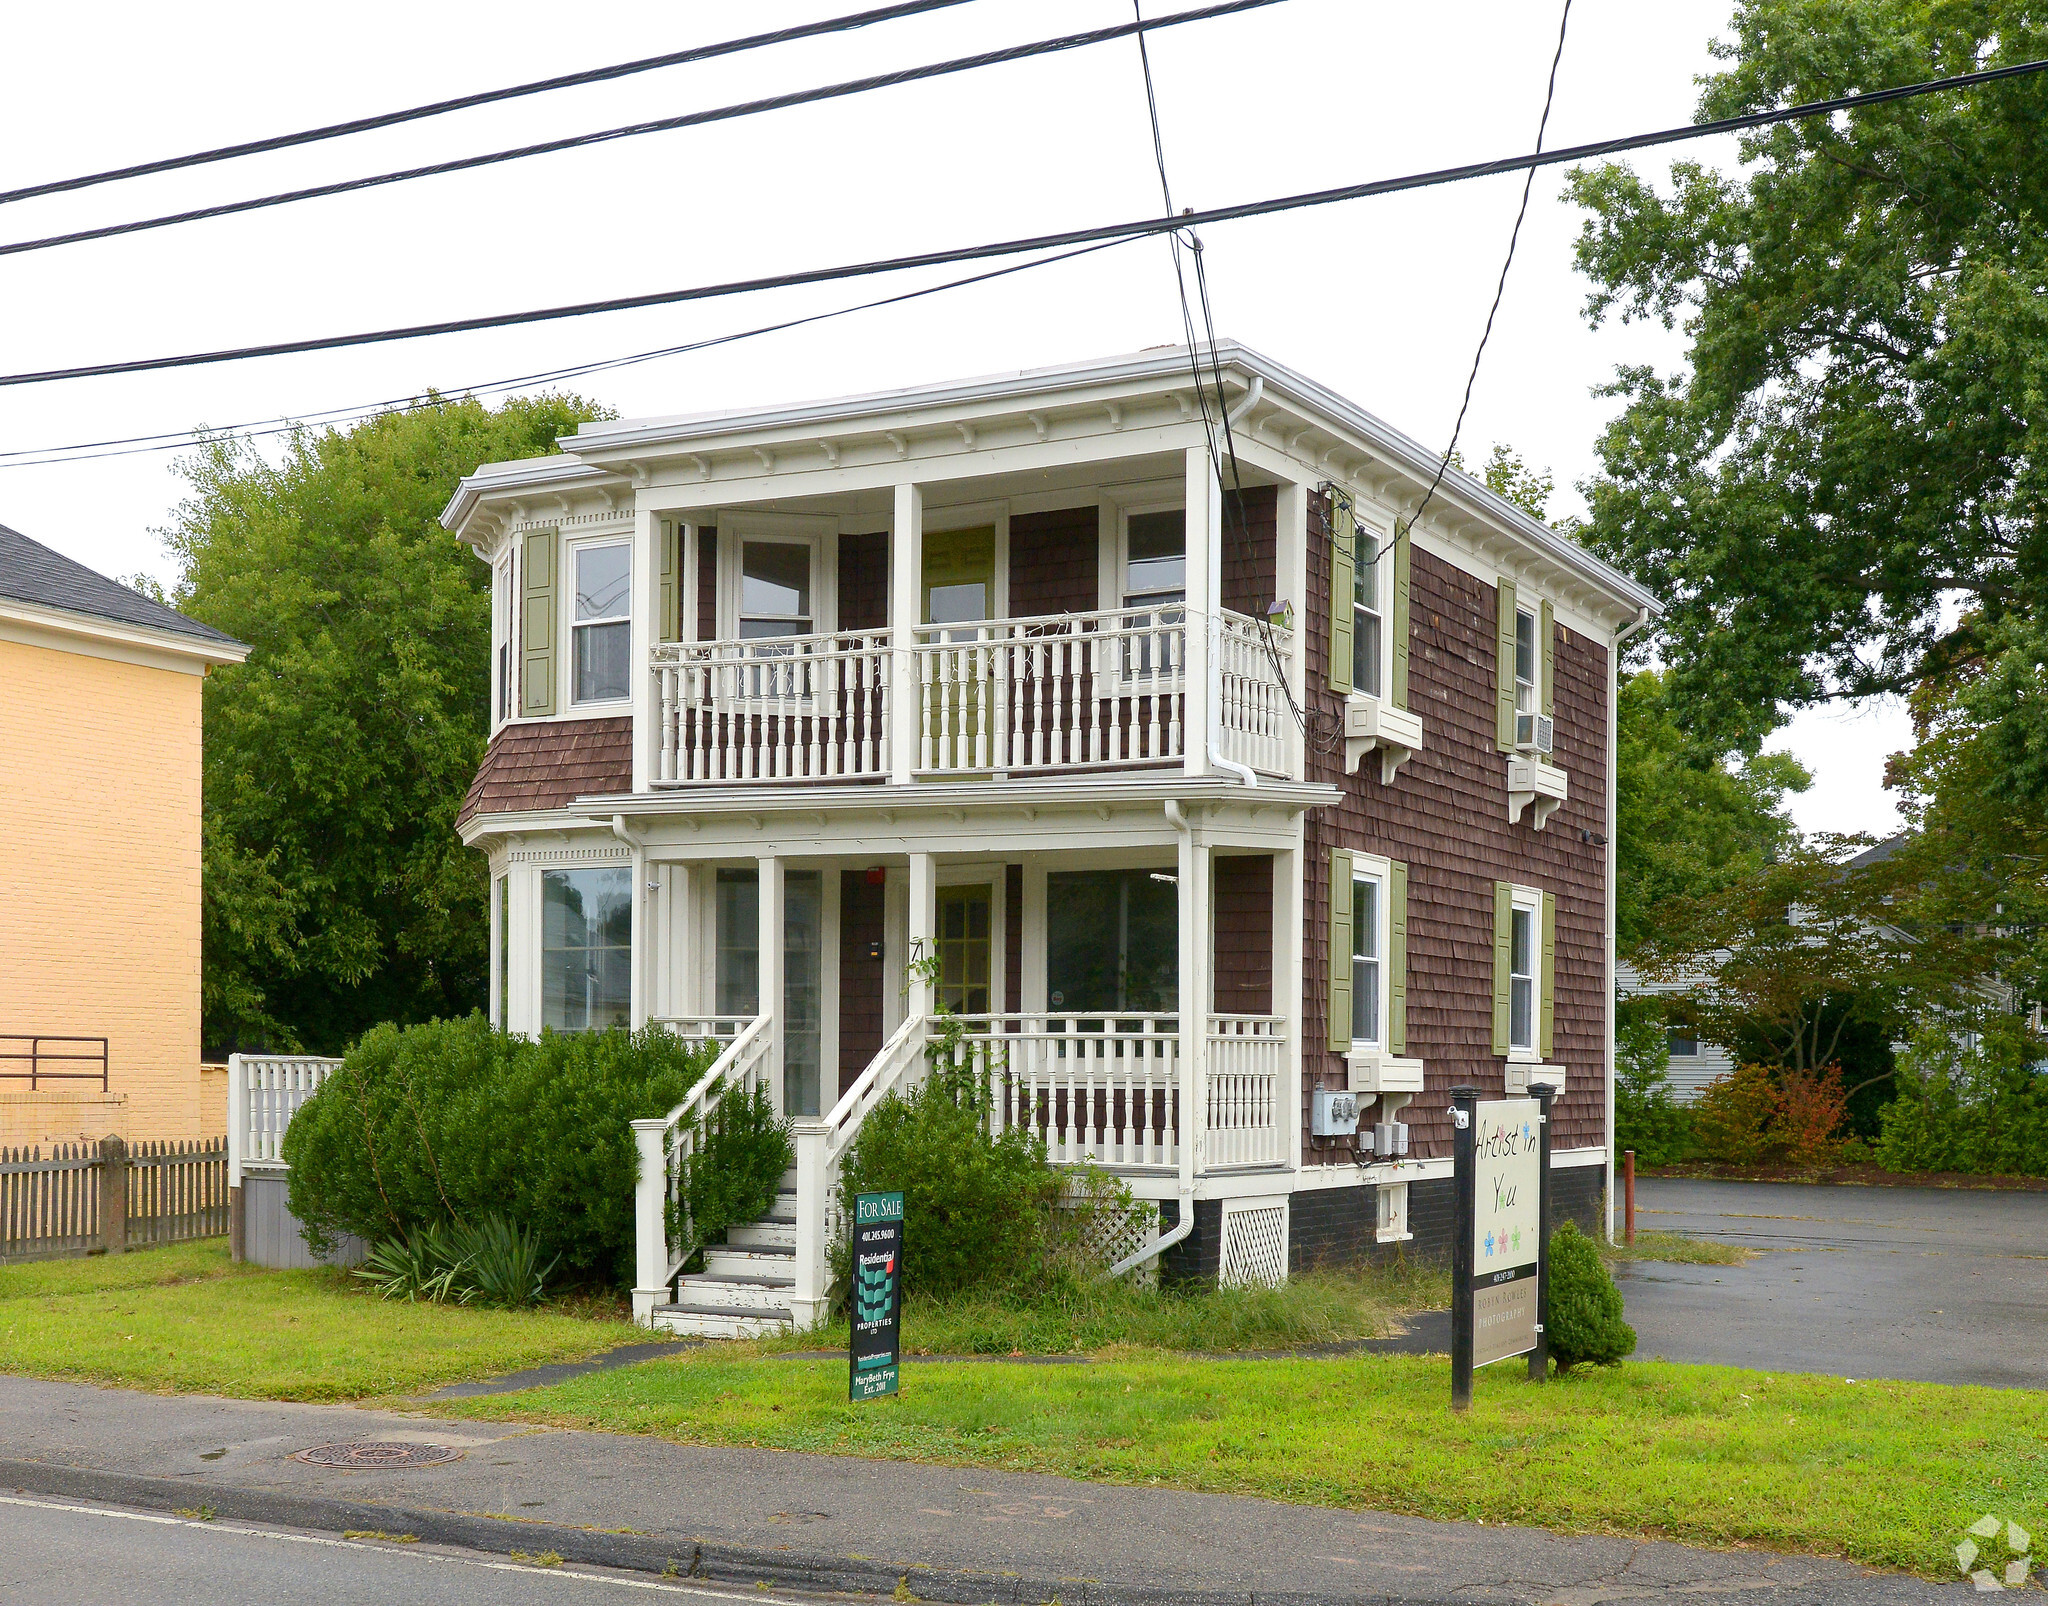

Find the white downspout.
xmin=1224 ymin=374 xmax=1263 ymax=427
xmin=1108 ymin=799 xmax=1201 ymax=1277
xmin=1604 ymin=608 xmax=1651 ymax=1243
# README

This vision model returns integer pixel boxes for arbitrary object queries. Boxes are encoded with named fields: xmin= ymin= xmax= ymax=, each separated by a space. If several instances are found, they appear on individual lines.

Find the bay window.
xmin=572 ymin=542 xmax=630 ymax=703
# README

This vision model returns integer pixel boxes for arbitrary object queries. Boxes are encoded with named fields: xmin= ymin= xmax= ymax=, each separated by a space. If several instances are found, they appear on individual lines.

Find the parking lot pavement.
xmin=1618 ymin=1178 xmax=2048 ymax=1388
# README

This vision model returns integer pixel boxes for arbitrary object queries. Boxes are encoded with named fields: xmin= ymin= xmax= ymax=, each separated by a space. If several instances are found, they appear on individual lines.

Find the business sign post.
xmin=1449 ymin=1082 xmax=1556 ymax=1409
xmin=849 ymin=1191 xmax=904 ymax=1402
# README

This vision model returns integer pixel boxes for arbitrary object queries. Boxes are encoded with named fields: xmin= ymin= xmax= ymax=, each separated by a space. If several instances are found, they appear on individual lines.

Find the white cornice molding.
xmin=0 ymin=596 xmax=250 ymax=672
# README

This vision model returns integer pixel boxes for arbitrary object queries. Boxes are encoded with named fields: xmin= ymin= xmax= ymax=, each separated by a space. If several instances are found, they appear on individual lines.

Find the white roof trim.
xmin=0 ymin=594 xmax=251 ymax=669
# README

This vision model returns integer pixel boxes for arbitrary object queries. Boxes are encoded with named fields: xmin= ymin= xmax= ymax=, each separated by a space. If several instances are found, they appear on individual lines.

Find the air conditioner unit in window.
xmin=1515 ymin=712 xmax=1554 ymax=755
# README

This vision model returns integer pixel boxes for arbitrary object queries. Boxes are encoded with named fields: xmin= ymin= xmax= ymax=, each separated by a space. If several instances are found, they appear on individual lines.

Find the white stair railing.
xmin=630 ymin=1014 xmax=771 ymax=1325
xmin=651 ymin=633 xmax=890 ymax=785
xmin=227 ymin=1053 xmax=342 ymax=1189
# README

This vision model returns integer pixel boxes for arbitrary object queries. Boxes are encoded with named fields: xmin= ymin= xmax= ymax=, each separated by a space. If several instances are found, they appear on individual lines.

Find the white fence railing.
xmin=913 ymin=606 xmax=1186 ymax=775
xmin=1215 ymin=615 xmax=1293 ymax=778
xmin=630 ymin=1014 xmax=775 ymax=1321
xmin=1205 ymin=1015 xmax=1288 ymax=1167
xmin=227 ymin=1054 xmax=342 ymax=1188
xmin=937 ymin=1014 xmax=1185 ymax=1168
xmin=651 ymin=632 xmax=890 ymax=785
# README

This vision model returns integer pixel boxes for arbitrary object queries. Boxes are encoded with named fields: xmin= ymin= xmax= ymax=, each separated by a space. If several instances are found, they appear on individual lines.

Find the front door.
xmin=933 ymin=885 xmax=992 ymax=1017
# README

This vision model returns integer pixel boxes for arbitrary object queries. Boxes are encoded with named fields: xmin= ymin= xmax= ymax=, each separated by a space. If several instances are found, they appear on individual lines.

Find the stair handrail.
xmin=821 ymin=1012 xmax=927 ymax=1168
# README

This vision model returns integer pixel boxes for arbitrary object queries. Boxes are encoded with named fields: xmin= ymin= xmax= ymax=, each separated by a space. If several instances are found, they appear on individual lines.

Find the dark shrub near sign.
xmin=1545 ymin=1222 xmax=1636 ymax=1371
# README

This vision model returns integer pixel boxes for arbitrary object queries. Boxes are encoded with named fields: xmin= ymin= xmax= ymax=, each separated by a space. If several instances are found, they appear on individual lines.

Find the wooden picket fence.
xmin=0 ymin=1137 xmax=227 ymax=1262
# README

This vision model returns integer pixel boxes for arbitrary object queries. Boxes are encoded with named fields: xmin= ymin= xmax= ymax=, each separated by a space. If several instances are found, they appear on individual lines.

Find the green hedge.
xmin=283 ymin=1016 xmax=718 ymax=1285
xmin=1875 ymin=1016 xmax=2048 ymax=1178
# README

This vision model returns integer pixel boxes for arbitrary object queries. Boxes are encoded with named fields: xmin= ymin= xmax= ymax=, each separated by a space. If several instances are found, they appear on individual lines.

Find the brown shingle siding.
xmin=696 ymin=527 xmax=717 ymax=642
xmin=1222 ymin=485 xmax=1277 ymax=618
xmin=1007 ymin=506 xmax=1098 ymax=617
xmin=1300 ymin=490 xmax=1610 ymax=1164
xmin=1213 ymin=854 xmax=1273 ymax=1016
xmin=458 ymin=717 xmax=633 ymax=827
xmin=838 ymin=530 xmax=889 ymax=633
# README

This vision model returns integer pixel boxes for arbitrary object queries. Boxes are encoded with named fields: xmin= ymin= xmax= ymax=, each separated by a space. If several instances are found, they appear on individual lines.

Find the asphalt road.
xmin=1618 ymin=1178 xmax=2048 ymax=1388
xmin=0 ymin=1490 xmax=816 ymax=1606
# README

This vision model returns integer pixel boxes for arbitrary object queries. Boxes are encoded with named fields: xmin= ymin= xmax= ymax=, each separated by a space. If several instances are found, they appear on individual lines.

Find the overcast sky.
xmin=0 ymin=0 xmax=1905 ymax=840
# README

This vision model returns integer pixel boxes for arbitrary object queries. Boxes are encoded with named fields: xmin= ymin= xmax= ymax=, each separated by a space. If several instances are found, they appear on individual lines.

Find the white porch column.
xmin=1176 ymin=814 xmax=1213 ymax=1182
xmin=759 ymin=854 xmax=785 ymax=1114
xmin=628 ymin=835 xmax=649 ymax=1031
xmin=629 ymin=1117 xmax=668 ymax=1326
xmin=906 ymin=850 xmax=935 ymax=1023
xmin=1271 ymin=839 xmax=1303 ymax=1170
xmin=631 ymin=505 xmax=660 ymax=794
xmin=1182 ymin=445 xmax=1218 ymax=777
xmin=889 ymin=482 xmax=924 ymax=785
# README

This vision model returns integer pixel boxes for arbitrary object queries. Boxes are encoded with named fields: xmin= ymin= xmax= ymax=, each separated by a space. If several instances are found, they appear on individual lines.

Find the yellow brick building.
xmin=0 ymin=524 xmax=248 ymax=1146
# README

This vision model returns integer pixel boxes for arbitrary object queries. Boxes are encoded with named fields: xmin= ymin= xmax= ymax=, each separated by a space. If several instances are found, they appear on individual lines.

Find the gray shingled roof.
xmin=0 ymin=522 xmax=244 ymax=648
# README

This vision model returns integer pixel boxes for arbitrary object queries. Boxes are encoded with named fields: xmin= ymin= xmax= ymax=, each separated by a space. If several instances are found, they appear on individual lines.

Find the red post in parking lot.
xmin=1623 ymin=1149 xmax=1636 ymax=1246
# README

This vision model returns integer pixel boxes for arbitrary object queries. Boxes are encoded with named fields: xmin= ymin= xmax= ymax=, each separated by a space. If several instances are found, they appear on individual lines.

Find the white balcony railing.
xmin=912 ymin=606 xmax=1187 ymax=776
xmin=651 ymin=632 xmax=890 ymax=785
xmin=1205 ymin=1014 xmax=1288 ymax=1167
xmin=1215 ymin=614 xmax=1293 ymax=778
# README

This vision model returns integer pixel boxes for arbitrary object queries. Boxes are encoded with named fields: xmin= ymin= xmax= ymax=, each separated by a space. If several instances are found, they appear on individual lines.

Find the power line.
xmin=0 ymin=238 xmax=1137 ymax=469
xmin=0 ymin=0 xmax=1286 ymax=262
xmin=1401 ymin=0 xmax=1572 ymax=541
xmin=7 ymin=50 xmax=2046 ymax=391
xmin=0 ymin=0 xmax=983 ymax=207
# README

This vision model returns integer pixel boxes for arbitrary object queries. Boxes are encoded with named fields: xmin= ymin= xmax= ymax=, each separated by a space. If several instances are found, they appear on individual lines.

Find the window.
xmin=1352 ymin=526 xmax=1383 ymax=698
xmin=1514 ymin=606 xmax=1538 ymax=724
xmin=711 ymin=867 xmax=823 ymax=1115
xmin=1509 ymin=897 xmax=1536 ymax=1052
xmin=572 ymin=543 xmax=631 ymax=702
xmin=1123 ymin=510 xmax=1185 ymax=675
xmin=1046 ymin=869 xmax=1177 ymax=1014
xmin=494 ymin=875 xmax=509 ymax=1031
xmin=934 ymin=886 xmax=992 ymax=1015
xmin=1667 ymin=1028 xmax=1699 ymax=1058
xmin=541 ymin=867 xmax=630 ymax=1032
xmin=1351 ymin=871 xmax=1381 ymax=1045
xmin=739 ymin=540 xmax=812 ymax=639
xmin=714 ymin=869 xmax=759 ymax=1015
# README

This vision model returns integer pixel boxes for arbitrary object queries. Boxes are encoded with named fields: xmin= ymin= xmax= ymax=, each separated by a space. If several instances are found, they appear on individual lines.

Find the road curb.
xmin=0 ymin=1456 xmax=1452 ymax=1606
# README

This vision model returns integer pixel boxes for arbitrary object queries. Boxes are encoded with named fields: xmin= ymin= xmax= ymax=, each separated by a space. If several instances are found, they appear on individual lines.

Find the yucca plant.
xmin=354 ymin=1225 xmax=469 ymax=1304
xmin=444 ymin=1214 xmax=557 ymax=1309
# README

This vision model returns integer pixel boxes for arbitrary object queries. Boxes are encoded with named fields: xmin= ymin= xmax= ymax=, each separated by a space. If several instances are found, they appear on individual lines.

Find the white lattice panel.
xmin=1063 ymin=1196 xmax=1158 ymax=1269
xmin=1220 ymin=1200 xmax=1288 ymax=1288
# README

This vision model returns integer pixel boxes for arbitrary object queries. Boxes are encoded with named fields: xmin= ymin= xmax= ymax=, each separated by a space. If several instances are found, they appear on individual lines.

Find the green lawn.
xmin=0 ymin=1241 xmax=630 ymax=1400
xmin=1601 ymin=1230 xmax=1751 ymax=1266
xmin=445 ymin=1349 xmax=2047 ymax=1576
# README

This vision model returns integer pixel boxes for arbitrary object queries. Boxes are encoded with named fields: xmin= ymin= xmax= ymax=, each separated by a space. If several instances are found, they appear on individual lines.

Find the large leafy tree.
xmin=162 ymin=393 xmax=610 ymax=1053
xmin=1568 ymin=0 xmax=2048 ymax=751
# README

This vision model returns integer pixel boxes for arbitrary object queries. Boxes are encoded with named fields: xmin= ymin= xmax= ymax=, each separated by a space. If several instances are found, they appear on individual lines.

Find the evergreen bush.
xmin=1545 ymin=1221 xmax=1636 ymax=1371
xmin=284 ymin=1015 xmax=722 ymax=1285
xmin=1876 ymin=1015 xmax=2048 ymax=1178
xmin=1614 ymin=1005 xmax=1694 ymax=1164
xmin=669 ymin=1077 xmax=795 ymax=1264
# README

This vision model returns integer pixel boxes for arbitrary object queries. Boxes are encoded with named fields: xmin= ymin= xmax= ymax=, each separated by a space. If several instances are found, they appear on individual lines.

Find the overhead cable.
xmin=0 ymin=0 xmax=1287 ymax=261
xmin=0 ymin=0 xmax=984 ymax=207
xmin=7 ymin=51 xmax=2046 ymax=390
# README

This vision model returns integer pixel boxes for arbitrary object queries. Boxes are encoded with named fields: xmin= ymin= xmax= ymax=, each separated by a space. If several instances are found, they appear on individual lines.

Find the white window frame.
xmin=1115 ymin=499 xmax=1188 ymax=613
xmin=716 ymin=513 xmax=838 ymax=644
xmin=567 ymin=536 xmax=633 ymax=708
xmin=1513 ymin=605 xmax=1540 ymax=731
xmin=1508 ymin=882 xmax=1542 ymax=1059
xmin=1351 ymin=515 xmax=1391 ymax=702
xmin=493 ymin=549 xmax=515 ymax=728
xmin=1350 ymin=857 xmax=1390 ymax=1050
xmin=1106 ymin=495 xmax=1187 ymax=685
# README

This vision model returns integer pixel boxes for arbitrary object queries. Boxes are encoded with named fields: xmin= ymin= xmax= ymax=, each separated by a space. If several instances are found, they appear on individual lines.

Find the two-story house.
xmin=443 ymin=343 xmax=1658 ymax=1333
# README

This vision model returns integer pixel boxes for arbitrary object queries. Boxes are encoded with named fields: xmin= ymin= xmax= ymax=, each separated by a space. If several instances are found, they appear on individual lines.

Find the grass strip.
xmin=0 ymin=1241 xmax=627 ymax=1400
xmin=444 ymin=1349 xmax=2048 ymax=1577
xmin=1601 ymin=1231 xmax=1751 ymax=1266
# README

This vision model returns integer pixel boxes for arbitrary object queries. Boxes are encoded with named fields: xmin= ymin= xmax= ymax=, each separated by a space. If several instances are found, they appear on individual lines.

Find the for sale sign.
xmin=849 ymin=1191 xmax=904 ymax=1401
xmin=1469 ymin=1097 xmax=1542 ymax=1366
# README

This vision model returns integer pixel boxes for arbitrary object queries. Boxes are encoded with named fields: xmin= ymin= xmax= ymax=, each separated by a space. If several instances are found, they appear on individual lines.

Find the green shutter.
xmin=1328 ymin=494 xmax=1355 ymax=695
xmin=658 ymin=523 xmax=679 ymax=644
xmin=1541 ymin=597 xmax=1556 ymax=719
xmin=1492 ymin=880 xmax=1513 ymax=1056
xmin=1390 ymin=526 xmax=1412 ymax=710
xmin=1388 ymin=859 xmax=1409 ymax=1055
xmin=1540 ymin=889 xmax=1557 ymax=1058
xmin=520 ymin=528 xmax=558 ymax=717
xmin=1328 ymin=848 xmax=1354 ymax=1051
xmin=1495 ymin=576 xmax=1518 ymax=751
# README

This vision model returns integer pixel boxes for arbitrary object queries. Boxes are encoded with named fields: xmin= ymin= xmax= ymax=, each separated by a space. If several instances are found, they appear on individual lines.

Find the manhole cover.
xmin=293 ymin=1441 xmax=463 ymax=1469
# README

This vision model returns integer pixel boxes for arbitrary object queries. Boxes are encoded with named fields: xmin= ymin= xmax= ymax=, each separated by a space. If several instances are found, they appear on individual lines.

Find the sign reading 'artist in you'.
xmin=1470 ymin=1098 xmax=1541 ymax=1367
xmin=849 ymin=1191 xmax=904 ymax=1401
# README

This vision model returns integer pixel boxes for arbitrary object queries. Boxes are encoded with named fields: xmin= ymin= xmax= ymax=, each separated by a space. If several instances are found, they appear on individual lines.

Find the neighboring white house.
xmin=439 ymin=343 xmax=1659 ymax=1332
xmin=1614 ymin=959 xmax=1735 ymax=1102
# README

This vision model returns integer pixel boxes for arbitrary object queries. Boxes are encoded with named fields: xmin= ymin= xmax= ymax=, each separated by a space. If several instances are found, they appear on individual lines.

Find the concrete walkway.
xmin=0 ymin=1376 xmax=1946 ymax=1606
xmin=1620 ymin=1179 xmax=2048 ymax=1388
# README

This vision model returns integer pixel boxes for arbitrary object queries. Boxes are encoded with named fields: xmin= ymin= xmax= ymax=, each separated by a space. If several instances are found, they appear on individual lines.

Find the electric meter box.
xmin=1311 ymin=1088 xmax=1360 ymax=1136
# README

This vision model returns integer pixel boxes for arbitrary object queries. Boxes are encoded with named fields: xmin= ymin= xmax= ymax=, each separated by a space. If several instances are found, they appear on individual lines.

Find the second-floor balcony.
xmin=649 ymin=604 xmax=1292 ymax=787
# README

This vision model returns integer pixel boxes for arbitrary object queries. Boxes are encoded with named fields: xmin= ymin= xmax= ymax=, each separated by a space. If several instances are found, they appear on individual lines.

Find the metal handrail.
xmin=0 ymin=1036 xmax=109 ymax=1091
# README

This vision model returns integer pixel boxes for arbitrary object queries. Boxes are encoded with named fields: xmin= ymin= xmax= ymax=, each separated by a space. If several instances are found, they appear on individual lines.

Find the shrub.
xmin=1876 ymin=1015 xmax=2048 ymax=1178
xmin=1690 ymin=1063 xmax=1781 ymax=1164
xmin=1773 ymin=1066 xmax=1851 ymax=1167
xmin=1545 ymin=1221 xmax=1635 ymax=1371
xmin=835 ymin=1072 xmax=1064 ymax=1298
xmin=669 ymin=1077 xmax=795 ymax=1262
xmin=353 ymin=1214 xmax=558 ymax=1308
xmin=1614 ymin=1006 xmax=1693 ymax=1164
xmin=285 ymin=1015 xmax=718 ymax=1286
xmin=1691 ymin=1062 xmax=1850 ymax=1167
